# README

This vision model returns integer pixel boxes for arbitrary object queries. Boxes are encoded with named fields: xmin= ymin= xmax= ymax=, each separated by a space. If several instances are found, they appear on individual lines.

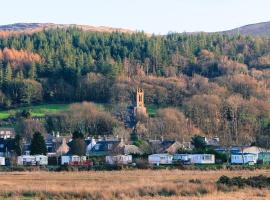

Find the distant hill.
xmin=222 ymin=21 xmax=270 ymax=37
xmin=2 ymin=22 xmax=270 ymax=37
xmin=0 ymin=23 xmax=134 ymax=34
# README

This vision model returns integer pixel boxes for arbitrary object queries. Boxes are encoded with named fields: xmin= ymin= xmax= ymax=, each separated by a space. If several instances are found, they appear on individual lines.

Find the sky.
xmin=1 ymin=0 xmax=270 ymax=34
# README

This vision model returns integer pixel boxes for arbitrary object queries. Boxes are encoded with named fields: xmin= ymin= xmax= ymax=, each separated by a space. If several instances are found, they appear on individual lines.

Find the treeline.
xmin=1 ymin=28 xmax=270 ymax=146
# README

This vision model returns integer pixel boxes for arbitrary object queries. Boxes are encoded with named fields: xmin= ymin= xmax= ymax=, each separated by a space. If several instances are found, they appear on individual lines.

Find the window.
xmin=108 ymin=144 xmax=113 ymax=150
xmin=203 ymin=155 xmax=211 ymax=160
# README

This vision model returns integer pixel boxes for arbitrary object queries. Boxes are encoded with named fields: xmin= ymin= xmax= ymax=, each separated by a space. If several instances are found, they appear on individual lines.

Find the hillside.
xmin=222 ymin=21 xmax=270 ymax=36
xmin=0 ymin=23 xmax=134 ymax=35
xmin=2 ymin=22 xmax=270 ymax=37
xmin=0 ymin=25 xmax=270 ymax=145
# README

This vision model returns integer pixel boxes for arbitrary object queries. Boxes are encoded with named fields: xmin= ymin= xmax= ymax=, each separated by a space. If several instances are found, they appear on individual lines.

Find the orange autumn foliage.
xmin=0 ymin=48 xmax=42 ymax=69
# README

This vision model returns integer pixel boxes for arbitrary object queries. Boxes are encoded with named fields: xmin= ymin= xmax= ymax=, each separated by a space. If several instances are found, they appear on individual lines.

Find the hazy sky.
xmin=2 ymin=0 xmax=270 ymax=34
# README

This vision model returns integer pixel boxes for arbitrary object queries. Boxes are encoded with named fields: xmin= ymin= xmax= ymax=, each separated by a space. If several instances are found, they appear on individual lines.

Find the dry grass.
xmin=0 ymin=169 xmax=269 ymax=199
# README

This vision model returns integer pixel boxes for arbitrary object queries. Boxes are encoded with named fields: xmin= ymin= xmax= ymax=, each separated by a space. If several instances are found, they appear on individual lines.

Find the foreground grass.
xmin=0 ymin=170 xmax=269 ymax=199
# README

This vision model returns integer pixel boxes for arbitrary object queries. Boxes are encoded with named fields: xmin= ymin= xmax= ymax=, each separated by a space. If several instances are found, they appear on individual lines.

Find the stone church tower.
xmin=134 ymin=88 xmax=147 ymax=116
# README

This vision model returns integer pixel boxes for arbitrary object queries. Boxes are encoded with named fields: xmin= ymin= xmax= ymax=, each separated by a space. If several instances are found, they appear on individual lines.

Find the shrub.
xmin=217 ymin=175 xmax=230 ymax=185
xmin=135 ymin=159 xmax=149 ymax=169
xmin=189 ymin=179 xmax=202 ymax=184
xmin=217 ymin=175 xmax=270 ymax=188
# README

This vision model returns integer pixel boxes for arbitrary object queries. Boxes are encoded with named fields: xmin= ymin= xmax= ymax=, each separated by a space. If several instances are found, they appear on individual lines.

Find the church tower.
xmin=134 ymin=88 xmax=147 ymax=116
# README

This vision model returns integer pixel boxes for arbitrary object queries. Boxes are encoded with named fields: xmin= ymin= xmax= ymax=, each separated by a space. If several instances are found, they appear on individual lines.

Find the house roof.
xmin=149 ymin=140 xmax=180 ymax=154
xmin=124 ymin=145 xmax=142 ymax=155
xmin=149 ymin=154 xmax=172 ymax=157
xmin=232 ymin=153 xmax=257 ymax=156
xmin=88 ymin=140 xmax=123 ymax=156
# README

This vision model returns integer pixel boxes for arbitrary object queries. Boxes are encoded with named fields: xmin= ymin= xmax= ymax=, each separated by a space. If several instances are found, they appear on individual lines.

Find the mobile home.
xmin=61 ymin=155 xmax=91 ymax=166
xmin=35 ymin=155 xmax=48 ymax=165
xmin=106 ymin=155 xmax=132 ymax=165
xmin=231 ymin=153 xmax=257 ymax=165
xmin=148 ymin=154 xmax=173 ymax=165
xmin=17 ymin=155 xmax=48 ymax=166
xmin=189 ymin=154 xmax=215 ymax=164
xmin=173 ymin=154 xmax=215 ymax=164
xmin=173 ymin=154 xmax=190 ymax=163
xmin=17 ymin=155 xmax=36 ymax=166
xmin=0 ymin=157 xmax=5 ymax=165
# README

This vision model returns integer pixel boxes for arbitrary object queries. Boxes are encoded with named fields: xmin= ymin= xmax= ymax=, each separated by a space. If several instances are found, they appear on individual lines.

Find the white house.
xmin=105 ymin=155 xmax=132 ymax=165
xmin=231 ymin=153 xmax=257 ymax=165
xmin=240 ymin=146 xmax=270 ymax=160
xmin=0 ymin=157 xmax=5 ymax=165
xmin=0 ymin=128 xmax=15 ymax=139
xmin=148 ymin=154 xmax=173 ymax=165
xmin=86 ymin=138 xmax=96 ymax=154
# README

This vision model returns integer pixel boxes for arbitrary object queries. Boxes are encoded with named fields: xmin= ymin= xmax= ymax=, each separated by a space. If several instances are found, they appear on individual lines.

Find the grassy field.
xmin=0 ymin=104 xmax=70 ymax=119
xmin=0 ymin=169 xmax=269 ymax=199
xmin=0 ymin=103 xmax=160 ymax=120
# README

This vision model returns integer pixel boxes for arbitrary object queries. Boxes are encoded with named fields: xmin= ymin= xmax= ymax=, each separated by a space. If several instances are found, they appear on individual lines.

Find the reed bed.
xmin=0 ymin=169 xmax=269 ymax=199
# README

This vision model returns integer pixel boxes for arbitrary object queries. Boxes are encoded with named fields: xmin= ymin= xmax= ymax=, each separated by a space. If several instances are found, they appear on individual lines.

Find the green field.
xmin=0 ymin=104 xmax=70 ymax=119
xmin=0 ymin=103 xmax=159 ymax=120
xmin=147 ymin=105 xmax=158 ymax=117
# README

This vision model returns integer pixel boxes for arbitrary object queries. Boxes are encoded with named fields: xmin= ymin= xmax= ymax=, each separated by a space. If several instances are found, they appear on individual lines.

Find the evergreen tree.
xmin=16 ymin=70 xmax=24 ymax=81
xmin=191 ymin=135 xmax=207 ymax=151
xmin=72 ymin=130 xmax=84 ymax=139
xmin=4 ymin=63 xmax=12 ymax=83
xmin=0 ymin=62 xmax=3 ymax=86
xmin=70 ymin=139 xmax=86 ymax=156
xmin=14 ymin=134 xmax=22 ymax=156
xmin=30 ymin=132 xmax=47 ymax=155
xmin=28 ymin=63 xmax=37 ymax=79
xmin=70 ymin=130 xmax=85 ymax=156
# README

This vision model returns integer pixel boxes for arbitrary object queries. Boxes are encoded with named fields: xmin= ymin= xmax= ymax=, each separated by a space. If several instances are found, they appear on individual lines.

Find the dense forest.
xmin=1 ymin=28 xmax=270 ymax=146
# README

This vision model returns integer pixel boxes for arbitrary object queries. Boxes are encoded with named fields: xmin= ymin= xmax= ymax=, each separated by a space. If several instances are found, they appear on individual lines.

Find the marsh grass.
xmin=0 ymin=170 xmax=269 ymax=199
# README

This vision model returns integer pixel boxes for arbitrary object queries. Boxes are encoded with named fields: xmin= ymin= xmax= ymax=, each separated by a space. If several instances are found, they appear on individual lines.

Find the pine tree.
xmin=14 ymin=134 xmax=22 ymax=156
xmin=0 ymin=61 xmax=3 ymax=86
xmin=30 ymin=132 xmax=47 ymax=155
xmin=16 ymin=70 xmax=24 ymax=81
xmin=4 ymin=63 xmax=12 ymax=83
xmin=70 ymin=139 xmax=86 ymax=156
xmin=70 ymin=131 xmax=85 ymax=156
xmin=28 ymin=63 xmax=37 ymax=79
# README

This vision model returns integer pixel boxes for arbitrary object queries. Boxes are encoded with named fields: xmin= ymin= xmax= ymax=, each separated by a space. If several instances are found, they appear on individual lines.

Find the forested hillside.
xmin=1 ymin=27 xmax=270 ymax=145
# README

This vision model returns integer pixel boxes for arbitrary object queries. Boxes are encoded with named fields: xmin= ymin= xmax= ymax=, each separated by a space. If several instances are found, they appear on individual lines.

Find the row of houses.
xmin=1 ymin=128 xmax=270 ymax=166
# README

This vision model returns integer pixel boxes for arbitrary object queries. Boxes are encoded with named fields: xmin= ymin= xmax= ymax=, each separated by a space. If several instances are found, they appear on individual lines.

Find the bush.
xmin=217 ymin=175 xmax=270 ymax=188
xmin=217 ymin=175 xmax=230 ymax=185
xmin=135 ymin=159 xmax=149 ymax=169
xmin=189 ymin=179 xmax=202 ymax=184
